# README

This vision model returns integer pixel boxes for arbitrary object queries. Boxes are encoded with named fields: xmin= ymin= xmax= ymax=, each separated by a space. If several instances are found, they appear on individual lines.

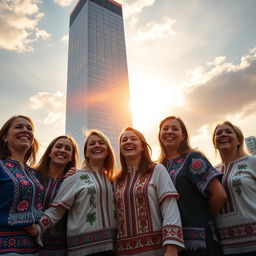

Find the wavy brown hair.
xmin=82 ymin=129 xmax=116 ymax=180
xmin=36 ymin=135 xmax=79 ymax=183
xmin=158 ymin=116 xmax=194 ymax=162
xmin=118 ymin=127 xmax=154 ymax=181
xmin=0 ymin=115 xmax=39 ymax=165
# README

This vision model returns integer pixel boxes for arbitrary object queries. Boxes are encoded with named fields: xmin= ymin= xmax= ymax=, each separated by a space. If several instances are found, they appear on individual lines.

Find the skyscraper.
xmin=245 ymin=136 xmax=256 ymax=155
xmin=66 ymin=0 xmax=131 ymax=160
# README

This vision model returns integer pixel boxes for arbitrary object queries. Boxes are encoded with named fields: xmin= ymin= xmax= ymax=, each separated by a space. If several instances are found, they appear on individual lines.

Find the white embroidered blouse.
xmin=115 ymin=163 xmax=184 ymax=256
xmin=38 ymin=168 xmax=116 ymax=256
xmin=215 ymin=155 xmax=256 ymax=254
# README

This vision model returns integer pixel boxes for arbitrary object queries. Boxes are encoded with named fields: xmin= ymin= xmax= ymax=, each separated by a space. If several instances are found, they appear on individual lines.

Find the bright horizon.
xmin=1 ymin=0 xmax=256 ymax=164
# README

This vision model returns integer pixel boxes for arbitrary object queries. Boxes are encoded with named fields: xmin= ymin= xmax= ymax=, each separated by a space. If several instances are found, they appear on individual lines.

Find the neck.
xmin=220 ymin=149 xmax=244 ymax=167
xmin=126 ymin=156 xmax=141 ymax=168
xmin=89 ymin=160 xmax=104 ymax=172
xmin=48 ymin=162 xmax=66 ymax=178
xmin=165 ymin=149 xmax=180 ymax=160
xmin=9 ymin=151 xmax=26 ymax=169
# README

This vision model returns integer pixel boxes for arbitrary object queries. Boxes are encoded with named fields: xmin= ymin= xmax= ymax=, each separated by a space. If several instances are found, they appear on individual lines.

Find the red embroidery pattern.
xmin=162 ymin=225 xmax=183 ymax=244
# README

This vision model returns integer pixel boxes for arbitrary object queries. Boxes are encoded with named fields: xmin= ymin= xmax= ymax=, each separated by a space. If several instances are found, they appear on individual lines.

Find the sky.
xmin=1 ymin=0 xmax=256 ymax=164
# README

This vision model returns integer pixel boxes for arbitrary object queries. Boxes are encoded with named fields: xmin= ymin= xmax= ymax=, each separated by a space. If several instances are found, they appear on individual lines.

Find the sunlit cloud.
xmin=53 ymin=0 xmax=74 ymax=7
xmin=60 ymin=34 xmax=69 ymax=43
xmin=0 ymin=0 xmax=50 ymax=52
xmin=29 ymin=91 xmax=65 ymax=124
xmin=133 ymin=17 xmax=176 ymax=41
xmin=121 ymin=0 xmax=156 ymax=24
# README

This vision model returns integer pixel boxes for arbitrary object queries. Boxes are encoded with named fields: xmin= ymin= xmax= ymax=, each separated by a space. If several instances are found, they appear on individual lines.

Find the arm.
xmin=207 ymin=177 xmax=227 ymax=216
xmin=63 ymin=167 xmax=77 ymax=178
xmin=165 ymin=244 xmax=178 ymax=256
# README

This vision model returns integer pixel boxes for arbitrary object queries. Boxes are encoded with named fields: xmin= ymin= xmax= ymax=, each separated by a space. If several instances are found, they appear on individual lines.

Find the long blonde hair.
xmin=82 ymin=129 xmax=116 ymax=180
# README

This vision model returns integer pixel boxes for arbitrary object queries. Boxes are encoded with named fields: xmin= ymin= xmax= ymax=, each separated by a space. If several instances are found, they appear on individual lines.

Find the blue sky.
xmin=1 ymin=0 xmax=256 ymax=162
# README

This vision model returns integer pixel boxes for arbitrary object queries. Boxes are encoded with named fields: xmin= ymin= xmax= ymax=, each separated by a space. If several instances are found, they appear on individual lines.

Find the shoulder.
xmin=152 ymin=163 xmax=170 ymax=178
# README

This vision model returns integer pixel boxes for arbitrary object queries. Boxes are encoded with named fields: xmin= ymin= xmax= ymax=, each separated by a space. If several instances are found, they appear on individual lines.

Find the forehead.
xmin=162 ymin=118 xmax=181 ymax=127
xmin=216 ymin=124 xmax=234 ymax=132
xmin=87 ymin=134 xmax=103 ymax=142
xmin=122 ymin=130 xmax=138 ymax=138
xmin=54 ymin=138 xmax=72 ymax=147
xmin=11 ymin=117 xmax=32 ymax=127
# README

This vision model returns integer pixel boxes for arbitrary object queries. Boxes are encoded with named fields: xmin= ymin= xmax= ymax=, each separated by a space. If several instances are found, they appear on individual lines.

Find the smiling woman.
xmin=0 ymin=115 xmax=44 ymax=255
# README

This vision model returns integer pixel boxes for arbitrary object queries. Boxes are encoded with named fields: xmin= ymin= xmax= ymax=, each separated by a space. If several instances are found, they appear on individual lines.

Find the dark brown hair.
xmin=0 ymin=115 xmax=39 ymax=165
xmin=158 ymin=116 xmax=193 ymax=162
xmin=36 ymin=135 xmax=79 ymax=183
xmin=118 ymin=127 xmax=154 ymax=180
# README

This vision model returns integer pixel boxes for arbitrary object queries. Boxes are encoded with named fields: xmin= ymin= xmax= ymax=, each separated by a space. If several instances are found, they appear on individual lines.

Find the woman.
xmin=33 ymin=130 xmax=117 ymax=256
xmin=213 ymin=121 xmax=256 ymax=255
xmin=0 ymin=115 xmax=44 ymax=255
xmin=36 ymin=135 xmax=78 ymax=255
xmin=158 ymin=116 xmax=227 ymax=256
xmin=115 ymin=127 xmax=184 ymax=256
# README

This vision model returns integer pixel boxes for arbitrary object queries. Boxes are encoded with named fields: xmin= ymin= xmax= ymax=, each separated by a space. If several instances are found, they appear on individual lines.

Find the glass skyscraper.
xmin=66 ymin=0 xmax=131 ymax=160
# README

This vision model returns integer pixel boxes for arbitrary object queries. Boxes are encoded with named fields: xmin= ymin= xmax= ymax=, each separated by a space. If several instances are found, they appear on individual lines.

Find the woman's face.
xmin=120 ymin=130 xmax=143 ymax=162
xmin=214 ymin=124 xmax=240 ymax=152
xmin=3 ymin=117 xmax=34 ymax=154
xmin=160 ymin=118 xmax=184 ymax=152
xmin=49 ymin=138 xmax=73 ymax=167
xmin=85 ymin=134 xmax=108 ymax=164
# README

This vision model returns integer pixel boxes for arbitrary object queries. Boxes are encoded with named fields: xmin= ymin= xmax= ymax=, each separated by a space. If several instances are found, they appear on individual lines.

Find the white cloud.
xmin=54 ymin=0 xmax=74 ymax=7
xmin=60 ymin=34 xmax=69 ymax=43
xmin=121 ymin=0 xmax=156 ymax=24
xmin=133 ymin=17 xmax=176 ymax=41
xmin=0 ymin=0 xmax=50 ymax=52
xmin=29 ymin=91 xmax=65 ymax=124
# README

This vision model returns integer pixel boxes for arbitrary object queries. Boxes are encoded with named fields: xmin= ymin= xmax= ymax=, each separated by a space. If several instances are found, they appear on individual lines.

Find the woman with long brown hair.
xmin=158 ymin=116 xmax=227 ymax=256
xmin=0 ymin=115 xmax=44 ymax=255
xmin=36 ymin=135 xmax=78 ymax=256
xmin=115 ymin=127 xmax=184 ymax=256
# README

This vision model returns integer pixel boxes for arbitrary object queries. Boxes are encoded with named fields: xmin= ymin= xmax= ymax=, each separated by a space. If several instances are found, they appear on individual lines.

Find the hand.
xmin=64 ymin=167 xmax=77 ymax=178
xmin=24 ymin=224 xmax=39 ymax=237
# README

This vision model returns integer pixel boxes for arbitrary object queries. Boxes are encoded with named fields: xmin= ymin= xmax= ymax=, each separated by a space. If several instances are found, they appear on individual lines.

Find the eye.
xmin=26 ymin=125 xmax=33 ymax=131
xmin=121 ymin=137 xmax=128 ymax=142
xmin=65 ymin=146 xmax=72 ymax=151
xmin=99 ymin=141 xmax=105 ymax=145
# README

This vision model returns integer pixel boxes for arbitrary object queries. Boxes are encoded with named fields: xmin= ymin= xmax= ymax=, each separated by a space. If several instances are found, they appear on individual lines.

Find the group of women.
xmin=0 ymin=114 xmax=255 ymax=256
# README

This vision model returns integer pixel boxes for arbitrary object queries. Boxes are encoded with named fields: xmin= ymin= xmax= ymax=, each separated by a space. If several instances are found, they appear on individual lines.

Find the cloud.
xmin=0 ymin=0 xmax=50 ymax=52
xmin=29 ymin=91 xmax=65 ymax=124
xmin=170 ymin=46 xmax=256 ymax=136
xmin=121 ymin=0 xmax=156 ymax=24
xmin=133 ymin=17 xmax=176 ymax=41
xmin=53 ymin=0 xmax=74 ymax=7
xmin=60 ymin=34 xmax=69 ymax=43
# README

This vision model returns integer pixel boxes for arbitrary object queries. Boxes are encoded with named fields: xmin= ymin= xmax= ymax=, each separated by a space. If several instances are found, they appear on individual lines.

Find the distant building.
xmin=245 ymin=136 xmax=256 ymax=155
xmin=66 ymin=0 xmax=132 ymax=161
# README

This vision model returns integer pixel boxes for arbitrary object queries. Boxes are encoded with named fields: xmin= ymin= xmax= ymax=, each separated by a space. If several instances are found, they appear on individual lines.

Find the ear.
xmin=2 ymin=135 xmax=8 ymax=143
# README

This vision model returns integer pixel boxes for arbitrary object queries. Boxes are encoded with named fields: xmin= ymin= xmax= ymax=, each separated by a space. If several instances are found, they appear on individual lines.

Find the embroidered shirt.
xmin=115 ymin=163 xmax=184 ymax=256
xmin=39 ymin=168 xmax=116 ymax=256
xmin=215 ymin=155 xmax=256 ymax=254
xmin=163 ymin=152 xmax=222 ymax=250
xmin=0 ymin=159 xmax=44 ymax=255
xmin=40 ymin=176 xmax=67 ymax=255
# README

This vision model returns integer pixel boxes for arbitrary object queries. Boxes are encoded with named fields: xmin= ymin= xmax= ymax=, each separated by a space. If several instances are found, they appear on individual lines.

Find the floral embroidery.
xmin=237 ymin=164 xmax=247 ymax=170
xmin=190 ymin=158 xmax=206 ymax=174
xmin=232 ymin=178 xmax=242 ymax=195
xmin=17 ymin=200 xmax=29 ymax=212
xmin=87 ymin=212 xmax=97 ymax=225
xmin=5 ymin=162 xmax=15 ymax=168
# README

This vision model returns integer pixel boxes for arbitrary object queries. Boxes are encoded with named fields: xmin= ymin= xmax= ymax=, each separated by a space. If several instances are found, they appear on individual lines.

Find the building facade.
xmin=245 ymin=136 xmax=256 ymax=155
xmin=66 ymin=0 xmax=131 ymax=161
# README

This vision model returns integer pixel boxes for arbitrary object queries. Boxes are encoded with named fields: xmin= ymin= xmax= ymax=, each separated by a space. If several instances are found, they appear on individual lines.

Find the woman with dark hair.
xmin=36 ymin=135 xmax=78 ymax=256
xmin=115 ymin=127 xmax=184 ymax=256
xmin=30 ymin=130 xmax=117 ymax=256
xmin=213 ymin=121 xmax=256 ymax=255
xmin=158 ymin=116 xmax=227 ymax=256
xmin=0 ymin=115 xmax=44 ymax=255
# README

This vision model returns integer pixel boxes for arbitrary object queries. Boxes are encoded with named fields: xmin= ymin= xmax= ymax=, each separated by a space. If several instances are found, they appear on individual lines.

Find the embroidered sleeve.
xmin=187 ymin=153 xmax=222 ymax=196
xmin=154 ymin=164 xmax=179 ymax=204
